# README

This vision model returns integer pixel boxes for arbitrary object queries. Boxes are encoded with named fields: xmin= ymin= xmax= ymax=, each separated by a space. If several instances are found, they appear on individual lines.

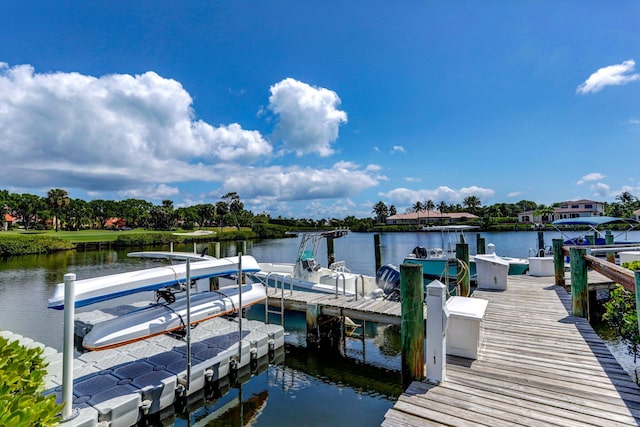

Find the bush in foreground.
xmin=0 ymin=336 xmax=62 ymax=426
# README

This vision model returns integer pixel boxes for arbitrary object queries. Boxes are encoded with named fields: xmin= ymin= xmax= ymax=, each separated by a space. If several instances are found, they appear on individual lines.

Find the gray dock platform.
xmin=383 ymin=274 xmax=640 ymax=426
xmin=2 ymin=316 xmax=284 ymax=427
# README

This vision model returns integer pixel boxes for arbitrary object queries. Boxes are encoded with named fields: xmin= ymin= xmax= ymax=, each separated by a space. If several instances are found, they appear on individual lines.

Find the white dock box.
xmin=475 ymin=253 xmax=509 ymax=290
xmin=528 ymin=256 xmax=555 ymax=277
xmin=619 ymin=251 xmax=640 ymax=265
xmin=445 ymin=296 xmax=488 ymax=359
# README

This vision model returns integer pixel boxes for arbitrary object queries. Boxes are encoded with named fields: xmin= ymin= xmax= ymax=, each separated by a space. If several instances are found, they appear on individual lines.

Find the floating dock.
xmin=383 ymin=274 xmax=640 ymax=426
xmin=2 ymin=315 xmax=284 ymax=427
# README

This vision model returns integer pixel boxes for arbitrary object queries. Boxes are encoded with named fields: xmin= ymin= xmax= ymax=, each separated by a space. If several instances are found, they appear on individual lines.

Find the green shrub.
xmin=0 ymin=235 xmax=74 ymax=256
xmin=622 ymin=261 xmax=640 ymax=271
xmin=603 ymin=285 xmax=640 ymax=362
xmin=0 ymin=337 xmax=62 ymax=426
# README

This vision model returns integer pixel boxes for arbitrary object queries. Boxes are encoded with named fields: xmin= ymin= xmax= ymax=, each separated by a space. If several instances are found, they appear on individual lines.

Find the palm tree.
xmin=462 ymin=196 xmax=481 ymax=214
xmin=46 ymin=188 xmax=70 ymax=232
xmin=424 ymin=199 xmax=435 ymax=225
xmin=372 ymin=201 xmax=389 ymax=224
xmin=533 ymin=205 xmax=556 ymax=223
xmin=437 ymin=201 xmax=447 ymax=214
xmin=412 ymin=201 xmax=424 ymax=226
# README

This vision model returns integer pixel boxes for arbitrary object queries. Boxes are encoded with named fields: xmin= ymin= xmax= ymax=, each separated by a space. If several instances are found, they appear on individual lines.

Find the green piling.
xmin=400 ymin=263 xmax=425 ymax=388
xmin=570 ymin=247 xmax=588 ymax=319
xmin=552 ymin=239 xmax=565 ymax=286
xmin=476 ymin=234 xmax=485 ymax=255
xmin=605 ymin=231 xmax=615 ymax=264
xmin=456 ymin=242 xmax=470 ymax=296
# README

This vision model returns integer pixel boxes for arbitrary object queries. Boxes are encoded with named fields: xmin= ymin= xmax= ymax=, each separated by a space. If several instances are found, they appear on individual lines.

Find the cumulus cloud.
xmin=213 ymin=161 xmax=380 ymax=202
xmin=576 ymin=172 xmax=606 ymax=185
xmin=590 ymin=182 xmax=610 ymax=197
xmin=379 ymin=185 xmax=495 ymax=206
xmin=576 ymin=59 xmax=640 ymax=94
xmin=0 ymin=63 xmax=272 ymax=192
xmin=267 ymin=78 xmax=347 ymax=156
xmin=391 ymin=146 xmax=405 ymax=154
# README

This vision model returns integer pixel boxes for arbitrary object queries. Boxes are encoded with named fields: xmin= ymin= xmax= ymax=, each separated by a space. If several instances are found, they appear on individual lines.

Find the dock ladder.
xmin=264 ymin=272 xmax=293 ymax=326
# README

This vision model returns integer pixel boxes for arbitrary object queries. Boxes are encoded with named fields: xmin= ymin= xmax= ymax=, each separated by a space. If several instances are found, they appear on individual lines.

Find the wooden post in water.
xmin=400 ymin=263 xmax=425 ymax=388
xmin=456 ymin=242 xmax=470 ymax=297
xmin=236 ymin=240 xmax=247 ymax=256
xmin=208 ymin=241 xmax=221 ymax=258
xmin=635 ymin=271 xmax=640 ymax=335
xmin=570 ymin=247 xmax=588 ymax=319
xmin=537 ymin=231 xmax=545 ymax=256
xmin=306 ymin=303 xmax=320 ymax=349
xmin=552 ymin=239 xmax=565 ymax=286
xmin=374 ymin=233 xmax=382 ymax=272
xmin=605 ymin=231 xmax=615 ymax=264
xmin=327 ymin=237 xmax=335 ymax=267
xmin=476 ymin=234 xmax=485 ymax=255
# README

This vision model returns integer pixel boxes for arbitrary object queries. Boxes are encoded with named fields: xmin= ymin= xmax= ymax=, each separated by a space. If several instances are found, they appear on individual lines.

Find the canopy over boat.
xmin=552 ymin=216 xmax=639 ymax=228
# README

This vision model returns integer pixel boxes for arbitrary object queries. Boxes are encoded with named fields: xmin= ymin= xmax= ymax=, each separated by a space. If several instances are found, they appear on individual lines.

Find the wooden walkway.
xmin=383 ymin=274 xmax=640 ymax=426
xmin=266 ymin=289 xmax=411 ymax=325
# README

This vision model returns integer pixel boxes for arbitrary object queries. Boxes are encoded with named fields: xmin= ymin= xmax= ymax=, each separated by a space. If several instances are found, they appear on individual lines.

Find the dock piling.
xmin=552 ymin=239 xmax=565 ymax=286
xmin=374 ymin=234 xmax=382 ymax=272
xmin=456 ymin=243 xmax=470 ymax=296
xmin=570 ymin=247 xmax=589 ymax=319
xmin=61 ymin=273 xmax=79 ymax=422
xmin=400 ymin=263 xmax=425 ymax=388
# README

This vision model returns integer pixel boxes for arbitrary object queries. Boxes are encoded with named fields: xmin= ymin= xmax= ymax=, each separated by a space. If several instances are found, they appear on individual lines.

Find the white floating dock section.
xmin=5 ymin=315 xmax=284 ymax=427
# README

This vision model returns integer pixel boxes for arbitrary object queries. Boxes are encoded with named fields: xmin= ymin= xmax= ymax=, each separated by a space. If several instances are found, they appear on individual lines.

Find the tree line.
xmin=0 ymin=189 xmax=252 ymax=232
xmin=371 ymin=191 xmax=640 ymax=225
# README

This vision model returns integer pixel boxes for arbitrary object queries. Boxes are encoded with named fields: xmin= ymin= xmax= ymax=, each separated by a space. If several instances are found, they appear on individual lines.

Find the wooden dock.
xmin=266 ymin=289 xmax=411 ymax=325
xmin=383 ymin=274 xmax=640 ymax=426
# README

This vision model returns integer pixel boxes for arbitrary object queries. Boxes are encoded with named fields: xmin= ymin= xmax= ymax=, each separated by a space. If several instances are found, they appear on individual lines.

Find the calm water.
xmin=1 ymin=230 xmax=639 ymax=425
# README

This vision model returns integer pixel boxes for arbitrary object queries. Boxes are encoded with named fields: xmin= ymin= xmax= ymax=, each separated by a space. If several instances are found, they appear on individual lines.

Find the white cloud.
xmin=119 ymin=184 xmax=180 ymax=200
xmin=0 ymin=63 xmax=272 ymax=192
xmin=405 ymin=177 xmax=421 ymax=183
xmin=507 ymin=191 xmax=522 ymax=198
xmin=590 ymin=182 xmax=610 ymax=197
xmin=212 ymin=161 xmax=380 ymax=202
xmin=391 ymin=145 xmax=405 ymax=154
xmin=379 ymin=185 xmax=495 ymax=206
xmin=267 ymin=78 xmax=347 ymax=157
xmin=576 ymin=59 xmax=640 ymax=94
xmin=576 ymin=172 xmax=606 ymax=185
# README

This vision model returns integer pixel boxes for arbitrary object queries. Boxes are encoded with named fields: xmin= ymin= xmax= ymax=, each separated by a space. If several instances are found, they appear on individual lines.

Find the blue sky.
xmin=1 ymin=2 xmax=639 ymax=219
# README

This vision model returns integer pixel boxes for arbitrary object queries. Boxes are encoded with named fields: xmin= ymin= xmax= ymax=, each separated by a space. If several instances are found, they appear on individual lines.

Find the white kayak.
xmin=48 ymin=255 xmax=260 ymax=310
xmin=82 ymin=282 xmax=267 ymax=351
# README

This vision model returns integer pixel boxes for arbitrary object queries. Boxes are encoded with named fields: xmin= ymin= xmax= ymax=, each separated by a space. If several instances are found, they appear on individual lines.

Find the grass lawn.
xmin=0 ymin=228 xmax=235 ymax=243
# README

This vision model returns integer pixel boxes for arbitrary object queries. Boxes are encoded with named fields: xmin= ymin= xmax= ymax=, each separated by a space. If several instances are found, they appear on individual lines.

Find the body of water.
xmin=1 ymin=229 xmax=639 ymax=425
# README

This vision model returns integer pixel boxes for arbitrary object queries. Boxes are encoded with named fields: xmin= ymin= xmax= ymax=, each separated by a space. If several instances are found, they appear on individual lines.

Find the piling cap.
xmin=487 ymin=243 xmax=495 ymax=254
xmin=426 ymin=279 xmax=446 ymax=290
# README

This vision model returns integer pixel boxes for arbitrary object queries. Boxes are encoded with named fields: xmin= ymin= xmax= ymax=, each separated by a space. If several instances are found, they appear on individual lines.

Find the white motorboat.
xmin=82 ymin=283 xmax=267 ymax=351
xmin=48 ymin=254 xmax=260 ymax=309
xmin=246 ymin=230 xmax=386 ymax=298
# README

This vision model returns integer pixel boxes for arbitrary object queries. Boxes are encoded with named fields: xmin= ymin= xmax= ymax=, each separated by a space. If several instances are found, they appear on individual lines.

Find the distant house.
xmin=385 ymin=210 xmax=479 ymax=226
xmin=633 ymin=209 xmax=640 ymax=222
xmin=3 ymin=213 xmax=16 ymax=231
xmin=104 ymin=217 xmax=126 ymax=229
xmin=517 ymin=199 xmax=605 ymax=224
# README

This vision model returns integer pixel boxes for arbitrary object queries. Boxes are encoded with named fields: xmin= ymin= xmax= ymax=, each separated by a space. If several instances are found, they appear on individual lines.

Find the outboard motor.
xmin=376 ymin=264 xmax=401 ymax=301
xmin=412 ymin=246 xmax=428 ymax=258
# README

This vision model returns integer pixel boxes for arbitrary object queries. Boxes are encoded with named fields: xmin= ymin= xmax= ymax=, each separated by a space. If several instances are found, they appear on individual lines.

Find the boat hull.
xmin=82 ymin=283 xmax=267 ymax=351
